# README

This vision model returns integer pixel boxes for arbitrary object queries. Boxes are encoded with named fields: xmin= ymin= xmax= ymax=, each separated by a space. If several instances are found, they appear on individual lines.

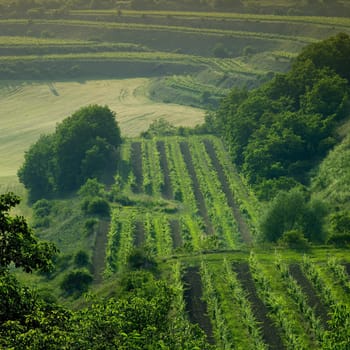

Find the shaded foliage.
xmin=209 ymin=33 xmax=350 ymax=199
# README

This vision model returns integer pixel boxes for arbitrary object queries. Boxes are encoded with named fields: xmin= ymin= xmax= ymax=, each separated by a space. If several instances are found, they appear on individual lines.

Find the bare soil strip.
xmin=130 ymin=142 xmax=143 ymax=193
xmin=156 ymin=141 xmax=173 ymax=199
xmin=203 ymin=139 xmax=252 ymax=244
xmin=170 ymin=219 xmax=182 ymax=248
xmin=344 ymin=263 xmax=350 ymax=278
xmin=234 ymin=262 xmax=286 ymax=350
xmin=183 ymin=266 xmax=215 ymax=345
xmin=289 ymin=264 xmax=330 ymax=329
xmin=134 ymin=221 xmax=145 ymax=247
xmin=180 ymin=141 xmax=214 ymax=235
xmin=92 ymin=219 xmax=110 ymax=284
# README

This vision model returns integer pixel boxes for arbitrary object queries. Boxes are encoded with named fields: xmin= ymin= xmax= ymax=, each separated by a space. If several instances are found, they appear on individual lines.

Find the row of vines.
xmin=168 ymin=253 xmax=350 ymax=349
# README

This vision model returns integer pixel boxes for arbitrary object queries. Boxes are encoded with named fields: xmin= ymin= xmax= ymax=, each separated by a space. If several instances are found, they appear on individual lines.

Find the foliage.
xmin=141 ymin=118 xmax=177 ymax=138
xmin=209 ymin=33 xmax=350 ymax=199
xmin=260 ymin=188 xmax=327 ymax=243
xmin=18 ymin=105 xmax=121 ymax=201
xmin=74 ymin=250 xmax=90 ymax=267
xmin=81 ymin=196 xmax=110 ymax=217
xmin=0 ymin=192 xmax=57 ymax=272
xmin=78 ymin=178 xmax=106 ymax=198
xmin=60 ymin=269 xmax=93 ymax=295
xmin=277 ymin=229 xmax=310 ymax=250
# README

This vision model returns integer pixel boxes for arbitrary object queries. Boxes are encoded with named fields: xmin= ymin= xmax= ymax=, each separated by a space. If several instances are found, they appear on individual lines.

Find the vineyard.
xmin=103 ymin=135 xmax=350 ymax=349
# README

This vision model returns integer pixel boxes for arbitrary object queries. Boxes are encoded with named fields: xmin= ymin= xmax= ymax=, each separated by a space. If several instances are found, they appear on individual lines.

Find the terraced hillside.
xmin=1 ymin=9 xmax=350 ymax=105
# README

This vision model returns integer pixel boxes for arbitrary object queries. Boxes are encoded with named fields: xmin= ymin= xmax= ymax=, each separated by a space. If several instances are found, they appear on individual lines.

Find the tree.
xmin=55 ymin=105 xmax=121 ymax=192
xmin=0 ymin=192 xmax=57 ymax=273
xmin=18 ymin=105 xmax=122 ymax=200
xmin=0 ymin=192 xmax=57 ymax=325
xmin=18 ymin=134 xmax=56 ymax=201
xmin=260 ymin=188 xmax=327 ymax=243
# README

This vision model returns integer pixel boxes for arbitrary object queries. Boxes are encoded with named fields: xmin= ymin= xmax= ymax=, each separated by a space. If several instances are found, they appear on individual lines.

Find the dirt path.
xmin=134 ymin=221 xmax=145 ymax=247
xmin=130 ymin=142 xmax=143 ymax=193
xmin=203 ymin=139 xmax=252 ymax=244
xmin=234 ymin=262 xmax=285 ymax=350
xmin=157 ymin=141 xmax=173 ymax=199
xmin=180 ymin=141 xmax=214 ymax=235
xmin=170 ymin=219 xmax=182 ymax=248
xmin=183 ymin=266 xmax=215 ymax=345
xmin=92 ymin=220 xmax=110 ymax=284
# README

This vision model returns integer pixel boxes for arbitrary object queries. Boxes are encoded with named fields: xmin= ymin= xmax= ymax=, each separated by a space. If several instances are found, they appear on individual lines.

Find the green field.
xmin=0 ymin=79 xmax=204 ymax=181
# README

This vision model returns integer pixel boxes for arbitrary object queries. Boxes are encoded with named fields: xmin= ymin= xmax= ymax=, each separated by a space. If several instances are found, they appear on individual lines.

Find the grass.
xmin=0 ymin=79 xmax=204 ymax=182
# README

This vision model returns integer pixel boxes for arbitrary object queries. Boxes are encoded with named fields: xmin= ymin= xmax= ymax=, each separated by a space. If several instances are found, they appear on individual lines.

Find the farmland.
xmin=0 ymin=79 xmax=204 ymax=181
xmin=2 ymin=3 xmax=350 ymax=348
xmin=99 ymin=135 xmax=350 ymax=349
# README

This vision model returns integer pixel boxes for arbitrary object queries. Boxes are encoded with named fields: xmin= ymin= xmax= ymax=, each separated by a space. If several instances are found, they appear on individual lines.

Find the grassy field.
xmin=0 ymin=78 xmax=204 ymax=182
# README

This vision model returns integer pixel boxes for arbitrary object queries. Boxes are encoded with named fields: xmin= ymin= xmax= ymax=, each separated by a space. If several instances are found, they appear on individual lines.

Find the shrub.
xmin=81 ymin=197 xmax=110 ymax=217
xmin=278 ymin=229 xmax=310 ymax=250
xmin=74 ymin=250 xmax=90 ymax=268
xmin=60 ymin=269 xmax=93 ymax=295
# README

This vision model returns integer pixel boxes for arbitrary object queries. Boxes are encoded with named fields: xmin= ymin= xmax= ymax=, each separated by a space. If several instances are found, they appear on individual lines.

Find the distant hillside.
xmin=311 ymin=130 xmax=350 ymax=211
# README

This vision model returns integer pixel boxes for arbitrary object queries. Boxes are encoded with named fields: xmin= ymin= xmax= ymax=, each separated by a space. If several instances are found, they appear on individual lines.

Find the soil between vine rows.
xmin=344 ymin=263 xmax=350 ymax=277
xmin=234 ymin=262 xmax=286 ymax=350
xmin=134 ymin=221 xmax=145 ymax=248
xmin=179 ymin=141 xmax=214 ymax=235
xmin=183 ymin=266 xmax=215 ymax=345
xmin=92 ymin=220 xmax=109 ymax=284
xmin=130 ymin=142 xmax=143 ymax=193
xmin=156 ymin=141 xmax=173 ymax=200
xmin=289 ymin=264 xmax=330 ymax=329
xmin=203 ymin=139 xmax=252 ymax=244
xmin=170 ymin=219 xmax=182 ymax=248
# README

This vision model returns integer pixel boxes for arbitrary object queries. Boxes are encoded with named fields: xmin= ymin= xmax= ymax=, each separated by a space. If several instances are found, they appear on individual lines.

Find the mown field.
xmin=1 ymin=8 xmax=350 ymax=106
xmin=101 ymin=135 xmax=350 ymax=349
xmin=0 ymin=79 xmax=204 ymax=182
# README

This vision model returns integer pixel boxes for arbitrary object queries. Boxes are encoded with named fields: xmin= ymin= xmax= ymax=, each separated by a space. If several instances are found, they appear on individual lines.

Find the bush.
xmin=128 ymin=248 xmax=157 ymax=271
xmin=327 ymin=233 xmax=350 ymax=247
xmin=81 ymin=197 xmax=110 ymax=217
xmin=278 ymin=229 xmax=310 ymax=250
xmin=60 ymin=269 xmax=93 ymax=295
xmin=260 ymin=188 xmax=327 ymax=243
xmin=74 ymin=250 xmax=90 ymax=268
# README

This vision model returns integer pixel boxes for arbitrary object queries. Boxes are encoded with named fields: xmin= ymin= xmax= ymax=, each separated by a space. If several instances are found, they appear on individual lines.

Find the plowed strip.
xmin=157 ymin=141 xmax=173 ymax=199
xmin=289 ymin=264 xmax=330 ymax=329
xmin=92 ymin=220 xmax=109 ymax=284
xmin=170 ymin=219 xmax=182 ymax=248
xmin=134 ymin=221 xmax=145 ymax=247
xmin=130 ymin=142 xmax=143 ymax=193
xmin=234 ymin=262 xmax=285 ymax=350
xmin=183 ymin=266 xmax=215 ymax=345
xmin=180 ymin=141 xmax=213 ymax=235
xmin=203 ymin=139 xmax=252 ymax=244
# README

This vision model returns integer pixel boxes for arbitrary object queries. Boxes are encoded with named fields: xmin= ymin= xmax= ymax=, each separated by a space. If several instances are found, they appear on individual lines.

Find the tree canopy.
xmin=18 ymin=105 xmax=121 ymax=201
xmin=209 ymin=33 xmax=350 ymax=199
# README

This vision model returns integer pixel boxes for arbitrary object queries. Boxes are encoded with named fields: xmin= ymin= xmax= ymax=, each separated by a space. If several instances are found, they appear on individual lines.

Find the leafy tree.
xmin=18 ymin=134 xmax=56 ymax=201
xmin=260 ymin=188 xmax=327 ymax=243
xmin=0 ymin=192 xmax=57 ymax=273
xmin=18 ymin=105 xmax=121 ymax=200
xmin=54 ymin=105 xmax=121 ymax=192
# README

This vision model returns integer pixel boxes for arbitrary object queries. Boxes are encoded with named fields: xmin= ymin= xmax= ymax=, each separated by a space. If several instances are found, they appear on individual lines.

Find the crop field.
xmin=104 ymin=135 xmax=350 ymax=349
xmin=0 ymin=79 xmax=204 ymax=180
